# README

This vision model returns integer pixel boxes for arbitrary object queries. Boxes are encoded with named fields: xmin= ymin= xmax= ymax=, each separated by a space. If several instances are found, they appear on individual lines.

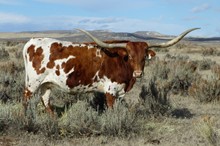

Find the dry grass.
xmin=195 ymin=116 xmax=218 ymax=146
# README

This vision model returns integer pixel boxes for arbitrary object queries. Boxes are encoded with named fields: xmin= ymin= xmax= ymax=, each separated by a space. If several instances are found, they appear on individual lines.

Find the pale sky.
xmin=0 ymin=0 xmax=219 ymax=37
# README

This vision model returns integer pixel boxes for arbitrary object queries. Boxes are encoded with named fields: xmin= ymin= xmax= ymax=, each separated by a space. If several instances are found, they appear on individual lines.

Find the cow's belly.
xmin=42 ymin=74 xmax=126 ymax=97
xmin=69 ymin=80 xmax=125 ymax=97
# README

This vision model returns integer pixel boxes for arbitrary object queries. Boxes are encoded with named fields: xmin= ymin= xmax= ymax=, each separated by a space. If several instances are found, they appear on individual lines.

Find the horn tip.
xmin=191 ymin=28 xmax=201 ymax=31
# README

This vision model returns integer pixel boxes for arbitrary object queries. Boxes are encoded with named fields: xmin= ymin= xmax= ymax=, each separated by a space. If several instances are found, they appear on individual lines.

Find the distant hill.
xmin=0 ymin=30 xmax=219 ymax=42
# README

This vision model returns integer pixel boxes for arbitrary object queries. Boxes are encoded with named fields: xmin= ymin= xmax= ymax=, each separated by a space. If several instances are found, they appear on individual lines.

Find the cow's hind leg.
xmin=40 ymin=87 xmax=53 ymax=116
xmin=23 ymin=88 xmax=33 ymax=116
xmin=105 ymin=93 xmax=116 ymax=108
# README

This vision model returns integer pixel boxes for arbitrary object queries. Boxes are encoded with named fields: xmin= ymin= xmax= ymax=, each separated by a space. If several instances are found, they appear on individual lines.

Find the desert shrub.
xmin=0 ymin=102 xmax=24 ymax=133
xmin=148 ymin=57 xmax=200 ymax=95
xmin=198 ymin=59 xmax=216 ymax=70
xmin=4 ymin=40 xmax=21 ymax=47
xmin=154 ymin=47 xmax=169 ymax=52
xmin=7 ymin=42 xmax=25 ymax=58
xmin=0 ymin=47 xmax=9 ymax=60
xmin=0 ymin=61 xmax=24 ymax=102
xmin=189 ymin=78 xmax=220 ymax=102
xmin=202 ymin=47 xmax=219 ymax=56
xmin=211 ymin=64 xmax=220 ymax=80
xmin=0 ymin=71 xmax=24 ymax=102
xmin=0 ymin=101 xmax=60 ymax=137
xmin=168 ymin=60 xmax=199 ymax=95
xmin=59 ymin=100 xmax=140 ymax=137
xmin=0 ymin=61 xmax=24 ymax=74
xmin=15 ymin=47 xmax=23 ymax=59
xmin=139 ymin=81 xmax=172 ymax=117
xmin=36 ymin=115 xmax=60 ymax=138
xmin=0 ymin=41 xmax=25 ymax=102
xmin=164 ymin=53 xmax=190 ymax=61
xmin=175 ymin=42 xmax=188 ymax=49
xmin=0 ymin=97 xmax=139 ymax=138
xmin=149 ymin=59 xmax=170 ymax=80
xmin=0 ymin=91 xmax=11 ymax=103
xmin=202 ymin=47 xmax=216 ymax=56
xmin=59 ymin=101 xmax=100 ymax=137
xmin=100 ymin=101 xmax=139 ymax=136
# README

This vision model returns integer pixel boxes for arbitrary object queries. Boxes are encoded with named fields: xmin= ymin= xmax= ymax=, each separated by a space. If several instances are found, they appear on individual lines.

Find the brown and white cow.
xmin=23 ymin=28 xmax=199 ymax=114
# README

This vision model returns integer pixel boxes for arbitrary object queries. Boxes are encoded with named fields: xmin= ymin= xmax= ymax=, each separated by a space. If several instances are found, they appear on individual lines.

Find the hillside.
xmin=0 ymin=30 xmax=219 ymax=42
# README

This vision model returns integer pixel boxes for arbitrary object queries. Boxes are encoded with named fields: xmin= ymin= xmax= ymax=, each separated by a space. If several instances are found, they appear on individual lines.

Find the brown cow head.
xmin=77 ymin=28 xmax=199 ymax=78
xmin=126 ymin=41 xmax=150 ymax=77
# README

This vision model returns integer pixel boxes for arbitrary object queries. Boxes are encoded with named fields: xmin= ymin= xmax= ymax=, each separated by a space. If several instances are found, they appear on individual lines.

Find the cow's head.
xmin=125 ymin=41 xmax=155 ymax=77
xmin=77 ymin=28 xmax=199 ymax=78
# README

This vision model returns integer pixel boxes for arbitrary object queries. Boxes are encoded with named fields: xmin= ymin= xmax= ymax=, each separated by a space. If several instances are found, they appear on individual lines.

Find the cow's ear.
xmin=117 ymin=49 xmax=129 ymax=61
xmin=146 ymin=49 xmax=156 ymax=59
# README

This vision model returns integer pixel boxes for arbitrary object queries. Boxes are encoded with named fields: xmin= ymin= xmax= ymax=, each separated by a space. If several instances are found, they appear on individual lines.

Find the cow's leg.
xmin=23 ymin=72 xmax=45 ymax=116
xmin=23 ymin=87 xmax=33 ymax=115
xmin=40 ymin=88 xmax=53 ymax=115
xmin=105 ymin=93 xmax=116 ymax=108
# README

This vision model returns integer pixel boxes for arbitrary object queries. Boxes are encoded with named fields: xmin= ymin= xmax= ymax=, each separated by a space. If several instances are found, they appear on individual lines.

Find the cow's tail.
xmin=23 ymin=39 xmax=32 ymax=88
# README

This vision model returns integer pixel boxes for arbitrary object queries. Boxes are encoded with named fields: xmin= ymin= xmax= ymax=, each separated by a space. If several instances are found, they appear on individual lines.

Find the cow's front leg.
xmin=105 ymin=93 xmax=116 ymax=108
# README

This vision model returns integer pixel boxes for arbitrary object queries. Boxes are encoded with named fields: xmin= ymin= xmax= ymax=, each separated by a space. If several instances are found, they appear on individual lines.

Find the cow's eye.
xmin=124 ymin=55 xmax=128 ymax=62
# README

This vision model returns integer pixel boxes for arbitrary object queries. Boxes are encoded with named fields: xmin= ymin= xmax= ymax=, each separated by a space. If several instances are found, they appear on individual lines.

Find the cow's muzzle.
xmin=133 ymin=71 xmax=143 ymax=78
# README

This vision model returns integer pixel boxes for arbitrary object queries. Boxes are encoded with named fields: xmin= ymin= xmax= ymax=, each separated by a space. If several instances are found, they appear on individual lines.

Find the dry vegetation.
xmin=0 ymin=38 xmax=220 ymax=146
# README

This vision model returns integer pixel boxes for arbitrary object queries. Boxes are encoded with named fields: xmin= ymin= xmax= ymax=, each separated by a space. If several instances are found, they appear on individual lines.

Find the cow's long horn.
xmin=77 ymin=29 xmax=127 ymax=48
xmin=148 ymin=28 xmax=200 ymax=48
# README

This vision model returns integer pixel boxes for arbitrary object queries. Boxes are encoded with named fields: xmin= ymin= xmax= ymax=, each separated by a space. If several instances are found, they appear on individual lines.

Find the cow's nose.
xmin=133 ymin=71 xmax=142 ymax=78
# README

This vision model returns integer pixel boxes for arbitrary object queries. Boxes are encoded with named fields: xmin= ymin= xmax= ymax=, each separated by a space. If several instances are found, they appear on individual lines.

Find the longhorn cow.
xmin=23 ymin=28 xmax=199 ymax=114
